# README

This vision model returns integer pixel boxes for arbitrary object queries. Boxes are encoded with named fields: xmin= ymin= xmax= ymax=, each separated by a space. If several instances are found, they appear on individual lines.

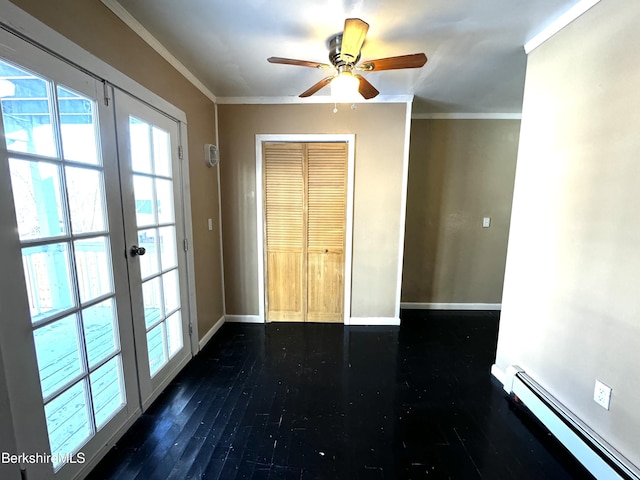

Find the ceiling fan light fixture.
xmin=267 ymin=18 xmax=426 ymax=100
xmin=330 ymin=71 xmax=360 ymax=102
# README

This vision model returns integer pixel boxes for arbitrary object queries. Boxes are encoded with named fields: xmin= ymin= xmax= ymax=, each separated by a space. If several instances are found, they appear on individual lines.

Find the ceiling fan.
xmin=267 ymin=18 xmax=427 ymax=100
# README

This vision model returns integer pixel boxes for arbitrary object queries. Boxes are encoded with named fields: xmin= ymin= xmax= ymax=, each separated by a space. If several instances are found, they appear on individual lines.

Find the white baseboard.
xmin=224 ymin=315 xmax=401 ymax=325
xmin=225 ymin=314 xmax=264 ymax=323
xmin=496 ymin=365 xmax=640 ymax=480
xmin=198 ymin=315 xmax=225 ymax=351
xmin=400 ymin=302 xmax=502 ymax=311
xmin=348 ymin=317 xmax=401 ymax=326
xmin=490 ymin=364 xmax=506 ymax=385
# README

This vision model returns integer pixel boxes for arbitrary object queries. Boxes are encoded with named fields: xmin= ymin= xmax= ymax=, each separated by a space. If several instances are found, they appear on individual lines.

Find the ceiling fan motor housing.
xmin=328 ymin=33 xmax=360 ymax=68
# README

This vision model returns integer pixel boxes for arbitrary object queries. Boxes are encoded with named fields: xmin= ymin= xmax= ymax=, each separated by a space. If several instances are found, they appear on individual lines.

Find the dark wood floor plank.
xmin=87 ymin=312 xmax=595 ymax=480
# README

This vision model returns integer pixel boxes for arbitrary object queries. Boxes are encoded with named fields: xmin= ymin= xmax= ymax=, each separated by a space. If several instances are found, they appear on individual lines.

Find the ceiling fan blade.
xmin=267 ymin=57 xmax=331 ymax=69
xmin=340 ymin=18 xmax=369 ymax=64
xmin=354 ymin=74 xmax=379 ymax=99
xmin=299 ymin=76 xmax=335 ymax=97
xmin=357 ymin=53 xmax=427 ymax=71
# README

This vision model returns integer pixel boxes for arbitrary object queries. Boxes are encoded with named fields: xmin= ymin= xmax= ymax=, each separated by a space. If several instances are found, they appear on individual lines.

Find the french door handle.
xmin=130 ymin=245 xmax=146 ymax=257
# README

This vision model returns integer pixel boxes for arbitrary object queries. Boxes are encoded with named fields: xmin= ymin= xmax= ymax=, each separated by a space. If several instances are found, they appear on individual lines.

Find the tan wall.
xmin=402 ymin=119 xmax=519 ymax=304
xmin=496 ymin=0 xmax=640 ymax=469
xmin=218 ymin=103 xmax=408 ymax=319
xmin=9 ymin=0 xmax=224 ymax=338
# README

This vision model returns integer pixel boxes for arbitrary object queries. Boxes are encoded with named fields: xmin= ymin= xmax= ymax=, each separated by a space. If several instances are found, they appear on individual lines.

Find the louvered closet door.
xmin=306 ymin=143 xmax=347 ymax=322
xmin=263 ymin=142 xmax=347 ymax=323
xmin=264 ymin=143 xmax=305 ymax=321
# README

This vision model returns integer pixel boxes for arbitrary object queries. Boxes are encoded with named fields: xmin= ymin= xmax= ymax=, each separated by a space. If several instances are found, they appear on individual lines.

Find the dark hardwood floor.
xmin=87 ymin=310 xmax=594 ymax=479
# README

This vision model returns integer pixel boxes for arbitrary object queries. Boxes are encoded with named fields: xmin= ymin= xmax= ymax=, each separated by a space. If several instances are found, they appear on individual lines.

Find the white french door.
xmin=0 ymin=28 xmax=193 ymax=479
xmin=114 ymin=89 xmax=192 ymax=409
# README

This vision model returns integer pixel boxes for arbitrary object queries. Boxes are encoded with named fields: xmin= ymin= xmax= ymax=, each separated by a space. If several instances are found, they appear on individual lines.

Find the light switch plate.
xmin=482 ymin=217 xmax=491 ymax=228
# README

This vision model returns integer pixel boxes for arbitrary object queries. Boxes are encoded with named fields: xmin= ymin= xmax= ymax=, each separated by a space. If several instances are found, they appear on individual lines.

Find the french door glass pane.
xmin=9 ymin=159 xmax=66 ymax=240
xmin=152 ymin=127 xmax=171 ymax=177
xmin=74 ymin=236 xmax=113 ymax=304
xmin=82 ymin=298 xmax=118 ymax=368
xmin=33 ymin=314 xmax=83 ymax=399
xmin=129 ymin=117 xmax=152 ymax=174
xmin=163 ymin=270 xmax=179 ymax=314
xmin=57 ymin=85 xmax=100 ymax=165
xmin=66 ymin=166 xmax=107 ymax=234
xmin=158 ymin=226 xmax=177 ymax=269
xmin=142 ymin=277 xmax=162 ymax=329
xmin=128 ymin=115 xmax=182 ymax=377
xmin=1 ymin=57 xmax=126 ymax=470
xmin=156 ymin=178 xmax=174 ymax=224
xmin=22 ymin=243 xmax=75 ymax=323
xmin=138 ymin=228 xmax=159 ymax=279
xmin=0 ymin=61 xmax=56 ymax=157
xmin=167 ymin=311 xmax=183 ymax=357
xmin=146 ymin=323 xmax=167 ymax=376
xmin=90 ymin=356 xmax=125 ymax=430
xmin=133 ymin=175 xmax=155 ymax=226
xmin=44 ymin=380 xmax=92 ymax=469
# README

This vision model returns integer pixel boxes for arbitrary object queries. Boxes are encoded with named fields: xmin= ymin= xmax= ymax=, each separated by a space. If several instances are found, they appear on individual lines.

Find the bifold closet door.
xmin=306 ymin=143 xmax=347 ymax=322
xmin=263 ymin=143 xmax=306 ymax=321
xmin=263 ymin=142 xmax=347 ymax=323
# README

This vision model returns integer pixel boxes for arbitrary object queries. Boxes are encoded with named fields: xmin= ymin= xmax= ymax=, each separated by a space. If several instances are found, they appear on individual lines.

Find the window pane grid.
xmin=30 ymin=291 xmax=114 ymax=330
xmin=2 ymin=59 xmax=125 ymax=470
xmin=128 ymin=171 xmax=173 ymax=182
xmin=129 ymin=116 xmax=180 ymax=378
xmin=40 ymin=349 xmax=122 ymax=408
xmin=165 ymin=307 xmax=181 ymax=320
xmin=138 ymin=264 xmax=180 ymax=284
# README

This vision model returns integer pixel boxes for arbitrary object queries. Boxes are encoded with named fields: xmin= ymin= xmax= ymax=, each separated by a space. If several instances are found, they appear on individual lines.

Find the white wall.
xmin=0 ymin=350 xmax=20 ymax=480
xmin=496 ymin=0 xmax=640 ymax=469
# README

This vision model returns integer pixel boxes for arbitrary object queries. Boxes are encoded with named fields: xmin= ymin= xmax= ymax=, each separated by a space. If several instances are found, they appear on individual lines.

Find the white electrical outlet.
xmin=482 ymin=217 xmax=491 ymax=228
xmin=594 ymin=380 xmax=612 ymax=410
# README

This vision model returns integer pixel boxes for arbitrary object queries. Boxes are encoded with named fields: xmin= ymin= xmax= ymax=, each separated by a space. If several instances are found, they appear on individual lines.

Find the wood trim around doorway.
xmin=255 ymin=134 xmax=355 ymax=324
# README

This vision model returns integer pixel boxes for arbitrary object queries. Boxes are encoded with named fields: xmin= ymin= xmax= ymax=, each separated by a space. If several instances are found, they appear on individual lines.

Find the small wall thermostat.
xmin=204 ymin=143 xmax=219 ymax=167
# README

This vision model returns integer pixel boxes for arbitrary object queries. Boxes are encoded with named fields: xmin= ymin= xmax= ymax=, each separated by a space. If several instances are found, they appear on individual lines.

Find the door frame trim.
xmin=255 ymin=134 xmax=355 ymax=324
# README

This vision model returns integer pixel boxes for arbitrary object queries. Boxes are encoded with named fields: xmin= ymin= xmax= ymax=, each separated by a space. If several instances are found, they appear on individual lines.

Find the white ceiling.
xmin=113 ymin=0 xmax=581 ymax=114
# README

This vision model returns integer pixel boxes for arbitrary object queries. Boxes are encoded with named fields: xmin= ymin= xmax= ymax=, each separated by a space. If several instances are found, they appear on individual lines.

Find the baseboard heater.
xmin=502 ymin=366 xmax=640 ymax=480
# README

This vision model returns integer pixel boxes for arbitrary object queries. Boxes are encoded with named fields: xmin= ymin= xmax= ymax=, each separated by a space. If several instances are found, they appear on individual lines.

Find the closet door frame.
xmin=255 ymin=134 xmax=355 ymax=325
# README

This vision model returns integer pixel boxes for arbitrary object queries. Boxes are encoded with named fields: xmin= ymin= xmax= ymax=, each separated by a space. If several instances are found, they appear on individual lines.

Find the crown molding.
xmin=524 ymin=0 xmax=601 ymax=54
xmin=412 ymin=113 xmax=521 ymax=120
xmin=216 ymin=95 xmax=414 ymax=105
xmin=101 ymin=0 xmax=216 ymax=102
